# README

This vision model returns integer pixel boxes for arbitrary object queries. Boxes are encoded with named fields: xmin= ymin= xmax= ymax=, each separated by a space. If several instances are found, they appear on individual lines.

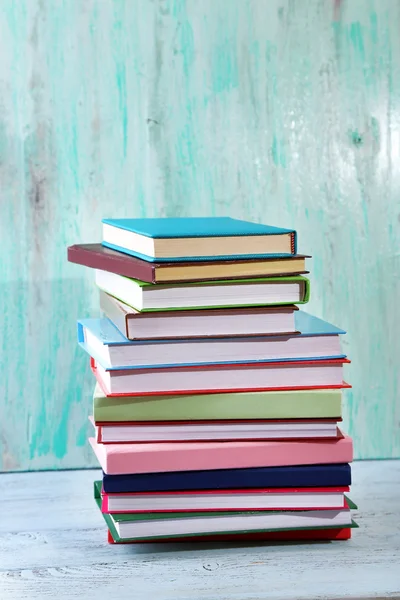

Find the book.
xmin=68 ymin=243 xmax=309 ymax=283
xmin=100 ymin=292 xmax=300 ymax=340
xmin=91 ymin=357 xmax=350 ymax=396
xmin=101 ymin=217 xmax=297 ymax=262
xmin=95 ymin=271 xmax=310 ymax=312
xmin=95 ymin=483 xmax=357 ymax=543
xmin=92 ymin=418 xmax=340 ymax=443
xmin=106 ymin=526 xmax=353 ymax=543
xmin=78 ymin=311 xmax=346 ymax=369
xmin=93 ymin=482 xmax=355 ymax=540
xmin=108 ymin=507 xmax=353 ymax=540
xmin=89 ymin=433 xmax=353 ymax=475
xmin=92 ymin=384 xmax=343 ymax=422
xmin=102 ymin=463 xmax=352 ymax=493
xmin=101 ymin=486 xmax=350 ymax=513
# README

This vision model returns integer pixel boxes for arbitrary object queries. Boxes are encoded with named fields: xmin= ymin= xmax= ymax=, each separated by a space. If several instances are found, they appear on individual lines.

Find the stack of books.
xmin=68 ymin=217 xmax=357 ymax=544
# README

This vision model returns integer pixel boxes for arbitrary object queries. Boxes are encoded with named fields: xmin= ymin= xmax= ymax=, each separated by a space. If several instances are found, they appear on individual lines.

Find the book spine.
xmin=99 ymin=293 xmax=130 ymax=338
xmin=301 ymin=277 xmax=311 ymax=303
xmin=291 ymin=232 xmax=296 ymax=254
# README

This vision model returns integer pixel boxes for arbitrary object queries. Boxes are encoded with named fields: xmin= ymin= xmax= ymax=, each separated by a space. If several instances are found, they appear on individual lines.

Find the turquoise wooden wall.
xmin=1 ymin=0 xmax=399 ymax=471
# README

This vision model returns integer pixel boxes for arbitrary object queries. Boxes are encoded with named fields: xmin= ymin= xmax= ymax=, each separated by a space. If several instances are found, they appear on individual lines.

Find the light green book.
xmin=95 ymin=271 xmax=310 ymax=312
xmin=93 ymin=383 xmax=342 ymax=422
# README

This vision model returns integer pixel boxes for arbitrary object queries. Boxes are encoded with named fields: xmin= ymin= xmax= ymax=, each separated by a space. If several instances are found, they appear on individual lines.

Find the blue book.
xmin=77 ymin=311 xmax=346 ymax=370
xmin=102 ymin=464 xmax=352 ymax=494
xmin=102 ymin=217 xmax=297 ymax=262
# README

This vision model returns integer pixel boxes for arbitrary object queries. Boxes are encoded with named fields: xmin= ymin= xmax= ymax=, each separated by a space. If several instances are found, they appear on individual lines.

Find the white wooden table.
xmin=0 ymin=461 xmax=399 ymax=599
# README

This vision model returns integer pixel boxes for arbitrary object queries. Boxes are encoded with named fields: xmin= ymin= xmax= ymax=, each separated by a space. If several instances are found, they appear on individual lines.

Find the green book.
xmin=94 ymin=482 xmax=358 ymax=543
xmin=93 ymin=384 xmax=342 ymax=422
xmin=95 ymin=271 xmax=310 ymax=312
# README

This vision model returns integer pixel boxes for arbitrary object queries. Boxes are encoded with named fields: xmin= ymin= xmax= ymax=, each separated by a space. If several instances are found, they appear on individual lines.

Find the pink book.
xmin=89 ymin=433 xmax=353 ymax=475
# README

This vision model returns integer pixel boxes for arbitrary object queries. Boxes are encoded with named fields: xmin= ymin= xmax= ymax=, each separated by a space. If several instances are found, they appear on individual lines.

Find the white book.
xmin=104 ymin=489 xmax=347 ymax=513
xmin=111 ymin=508 xmax=352 ymax=540
xmin=95 ymin=269 xmax=308 ymax=311
xmin=100 ymin=292 xmax=298 ymax=340
xmin=94 ymin=359 xmax=346 ymax=395
xmin=79 ymin=312 xmax=345 ymax=370
xmin=93 ymin=419 xmax=339 ymax=443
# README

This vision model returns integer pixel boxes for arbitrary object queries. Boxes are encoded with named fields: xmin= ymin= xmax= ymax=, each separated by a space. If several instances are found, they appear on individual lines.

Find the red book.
xmin=107 ymin=527 xmax=352 ymax=544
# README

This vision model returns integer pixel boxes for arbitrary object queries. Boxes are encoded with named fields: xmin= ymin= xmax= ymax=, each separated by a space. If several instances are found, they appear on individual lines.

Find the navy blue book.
xmin=102 ymin=463 xmax=351 ymax=494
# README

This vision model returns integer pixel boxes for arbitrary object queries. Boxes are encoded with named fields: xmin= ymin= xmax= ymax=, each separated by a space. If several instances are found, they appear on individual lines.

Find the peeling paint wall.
xmin=0 ymin=0 xmax=399 ymax=470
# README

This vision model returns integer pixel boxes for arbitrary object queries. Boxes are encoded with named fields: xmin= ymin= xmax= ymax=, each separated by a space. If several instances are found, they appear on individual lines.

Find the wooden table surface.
xmin=0 ymin=460 xmax=399 ymax=599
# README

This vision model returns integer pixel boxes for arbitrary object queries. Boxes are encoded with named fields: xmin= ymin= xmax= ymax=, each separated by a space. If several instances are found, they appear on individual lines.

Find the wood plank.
xmin=0 ymin=0 xmax=399 ymax=471
xmin=0 ymin=461 xmax=399 ymax=599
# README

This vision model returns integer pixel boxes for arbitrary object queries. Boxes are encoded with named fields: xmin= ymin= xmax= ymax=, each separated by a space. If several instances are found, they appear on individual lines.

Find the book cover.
xmin=102 ymin=217 xmax=297 ymax=262
xmin=102 ymin=463 xmax=352 ymax=493
xmin=68 ymin=244 xmax=156 ymax=282
xmin=89 ymin=433 xmax=353 ymax=475
xmin=91 ymin=356 xmax=351 ymax=397
xmin=100 ymin=485 xmax=350 ymax=513
xmin=93 ymin=417 xmax=340 ymax=443
xmin=102 ymin=217 xmax=296 ymax=239
xmin=93 ymin=385 xmax=343 ymax=422
xmin=77 ymin=311 xmax=346 ymax=370
xmin=100 ymin=292 xmax=300 ymax=341
xmin=95 ymin=273 xmax=311 ymax=312
xmin=68 ymin=243 xmax=309 ymax=283
xmin=94 ymin=481 xmax=358 ymax=542
xmin=106 ymin=526 xmax=353 ymax=544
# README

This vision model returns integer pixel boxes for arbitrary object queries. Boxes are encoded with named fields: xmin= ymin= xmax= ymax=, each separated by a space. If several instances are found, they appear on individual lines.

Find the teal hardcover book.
xmin=102 ymin=217 xmax=297 ymax=262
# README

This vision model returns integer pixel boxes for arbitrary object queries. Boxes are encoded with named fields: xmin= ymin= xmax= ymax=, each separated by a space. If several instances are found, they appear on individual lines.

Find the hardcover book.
xmin=94 ymin=481 xmax=357 ymax=541
xmin=101 ymin=217 xmax=297 ymax=262
xmin=95 ymin=271 xmax=310 ymax=312
xmin=68 ymin=243 xmax=309 ymax=283
xmin=100 ymin=485 xmax=350 ymax=513
xmin=102 ymin=463 xmax=352 ymax=493
xmin=89 ymin=433 xmax=353 ymax=475
xmin=91 ymin=357 xmax=351 ymax=396
xmin=77 ymin=311 xmax=346 ymax=370
xmin=100 ymin=292 xmax=300 ymax=340
xmin=106 ymin=526 xmax=353 ymax=543
xmin=92 ymin=417 xmax=340 ymax=443
xmin=92 ymin=384 xmax=344 ymax=422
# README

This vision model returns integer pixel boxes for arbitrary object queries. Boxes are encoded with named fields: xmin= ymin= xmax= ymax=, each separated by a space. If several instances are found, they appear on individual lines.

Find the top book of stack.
xmin=68 ymin=217 xmax=309 ymax=283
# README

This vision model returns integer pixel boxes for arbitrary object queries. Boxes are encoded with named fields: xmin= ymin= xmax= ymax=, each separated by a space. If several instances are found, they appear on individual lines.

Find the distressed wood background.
xmin=0 ymin=0 xmax=399 ymax=471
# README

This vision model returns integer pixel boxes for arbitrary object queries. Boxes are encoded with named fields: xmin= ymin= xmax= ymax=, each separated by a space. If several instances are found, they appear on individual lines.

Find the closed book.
xmin=95 ymin=271 xmax=310 ymax=312
xmin=94 ymin=482 xmax=356 ymax=541
xmin=102 ymin=463 xmax=352 ymax=493
xmin=89 ymin=433 xmax=353 ymax=475
xmin=100 ymin=292 xmax=299 ymax=340
xmin=91 ymin=357 xmax=351 ymax=396
xmin=92 ymin=384 xmax=343 ymax=422
xmin=106 ymin=506 xmax=355 ymax=541
xmin=93 ymin=418 xmax=340 ymax=443
xmin=101 ymin=217 xmax=297 ymax=262
xmin=101 ymin=486 xmax=350 ymax=513
xmin=106 ymin=526 xmax=353 ymax=543
xmin=68 ymin=243 xmax=309 ymax=283
xmin=78 ymin=311 xmax=346 ymax=370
